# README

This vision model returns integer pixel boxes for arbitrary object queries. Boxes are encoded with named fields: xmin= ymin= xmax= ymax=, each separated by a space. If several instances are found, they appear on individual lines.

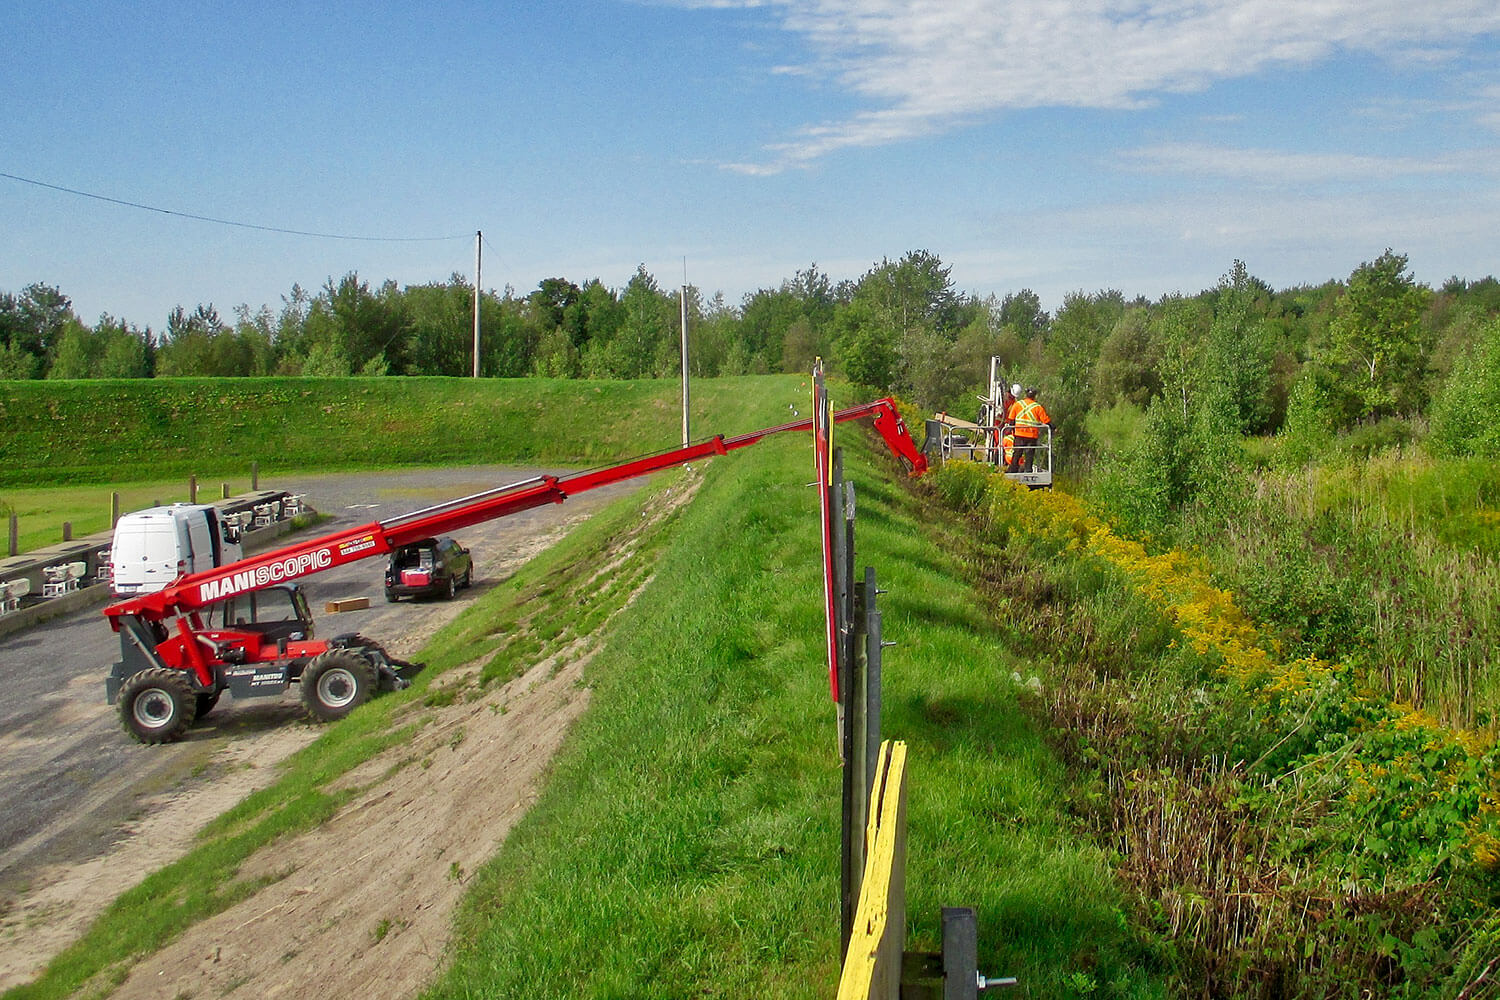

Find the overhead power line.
xmin=0 ymin=169 xmax=470 ymax=243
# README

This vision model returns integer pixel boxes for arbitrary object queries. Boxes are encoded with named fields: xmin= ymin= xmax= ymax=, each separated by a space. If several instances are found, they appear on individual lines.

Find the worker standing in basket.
xmin=1007 ymin=387 xmax=1050 ymax=473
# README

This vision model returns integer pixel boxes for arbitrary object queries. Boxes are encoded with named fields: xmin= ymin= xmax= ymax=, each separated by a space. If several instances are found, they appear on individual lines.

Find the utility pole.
xmin=680 ymin=259 xmax=690 ymax=447
xmin=472 ymin=230 xmax=482 ymax=378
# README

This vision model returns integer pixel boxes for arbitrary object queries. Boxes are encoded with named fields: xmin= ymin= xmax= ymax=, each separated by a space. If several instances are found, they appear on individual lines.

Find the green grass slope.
xmin=0 ymin=375 xmax=806 ymax=488
xmin=426 ymin=421 xmax=1162 ymax=998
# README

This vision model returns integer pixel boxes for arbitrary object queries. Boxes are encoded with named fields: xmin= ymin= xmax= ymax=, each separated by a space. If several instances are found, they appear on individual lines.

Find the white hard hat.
xmin=1011 ymin=383 xmax=1022 ymax=396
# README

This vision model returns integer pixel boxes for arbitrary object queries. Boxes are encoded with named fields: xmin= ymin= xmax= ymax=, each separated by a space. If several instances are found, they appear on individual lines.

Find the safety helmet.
xmin=1010 ymin=383 xmax=1021 ymax=396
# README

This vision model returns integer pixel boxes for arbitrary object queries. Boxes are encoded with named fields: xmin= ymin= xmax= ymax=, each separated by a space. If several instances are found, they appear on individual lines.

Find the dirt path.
xmin=108 ymin=646 xmax=593 ymax=1000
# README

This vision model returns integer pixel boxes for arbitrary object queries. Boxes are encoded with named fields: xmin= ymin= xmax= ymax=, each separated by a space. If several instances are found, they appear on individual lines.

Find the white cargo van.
xmin=110 ymin=504 xmax=243 ymax=597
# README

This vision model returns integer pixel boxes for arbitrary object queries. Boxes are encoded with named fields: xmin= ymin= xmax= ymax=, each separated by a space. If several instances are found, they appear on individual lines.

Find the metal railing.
xmin=923 ymin=420 xmax=1053 ymax=488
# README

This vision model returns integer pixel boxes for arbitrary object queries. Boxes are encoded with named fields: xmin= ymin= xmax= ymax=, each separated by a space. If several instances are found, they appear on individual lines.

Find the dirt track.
xmin=0 ymin=465 xmax=652 ymax=995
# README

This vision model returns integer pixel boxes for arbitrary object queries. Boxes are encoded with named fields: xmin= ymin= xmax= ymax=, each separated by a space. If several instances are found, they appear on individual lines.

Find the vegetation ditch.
xmin=929 ymin=460 xmax=1500 ymax=998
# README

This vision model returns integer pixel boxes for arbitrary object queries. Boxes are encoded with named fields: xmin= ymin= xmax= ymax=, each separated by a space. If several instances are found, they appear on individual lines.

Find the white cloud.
xmin=980 ymin=181 xmax=1500 ymax=304
xmin=1118 ymin=143 xmax=1495 ymax=184
xmin=673 ymin=0 xmax=1500 ymax=172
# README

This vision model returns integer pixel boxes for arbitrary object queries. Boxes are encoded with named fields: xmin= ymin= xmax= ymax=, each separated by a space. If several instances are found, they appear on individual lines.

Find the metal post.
xmin=110 ymin=491 xmax=120 ymax=528
xmin=7 ymin=514 xmax=15 ymax=557
xmin=222 ymin=482 xmax=230 ymax=499
xmin=840 ymin=586 xmax=860 ymax=961
xmin=473 ymin=230 xmax=482 ymax=378
xmin=62 ymin=521 xmax=72 ymax=542
xmin=864 ymin=566 xmax=883 ymax=787
xmin=680 ymin=265 xmax=690 ymax=447
xmin=251 ymin=461 xmax=259 ymax=490
xmin=189 ymin=475 xmax=197 ymax=503
xmin=941 ymin=909 xmax=979 ymax=1000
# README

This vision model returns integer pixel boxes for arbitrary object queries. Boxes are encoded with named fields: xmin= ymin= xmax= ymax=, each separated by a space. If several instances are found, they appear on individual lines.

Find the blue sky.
xmin=3 ymin=0 xmax=1498 ymax=329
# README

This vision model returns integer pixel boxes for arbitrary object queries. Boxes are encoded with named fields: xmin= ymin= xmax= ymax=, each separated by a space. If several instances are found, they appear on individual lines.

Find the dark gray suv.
xmin=384 ymin=536 xmax=473 ymax=602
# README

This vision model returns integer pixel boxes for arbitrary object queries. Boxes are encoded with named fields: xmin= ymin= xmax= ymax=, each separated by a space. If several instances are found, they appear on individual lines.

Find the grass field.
xmin=0 ymin=374 xmax=809 ymax=553
xmin=0 ymin=375 xmax=809 ymax=489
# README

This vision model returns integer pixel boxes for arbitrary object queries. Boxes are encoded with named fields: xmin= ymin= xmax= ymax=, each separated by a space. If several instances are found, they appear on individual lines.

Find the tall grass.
xmin=1224 ymin=452 xmax=1500 ymax=729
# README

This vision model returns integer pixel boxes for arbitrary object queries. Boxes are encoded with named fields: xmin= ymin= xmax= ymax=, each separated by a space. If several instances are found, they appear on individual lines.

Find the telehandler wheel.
xmin=301 ymin=650 xmax=376 ymax=722
xmin=118 ymin=668 xmax=198 ymax=744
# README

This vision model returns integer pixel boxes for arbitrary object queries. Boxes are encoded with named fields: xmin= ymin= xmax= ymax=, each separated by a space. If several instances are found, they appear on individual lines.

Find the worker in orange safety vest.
xmin=1006 ymin=387 xmax=1050 ymax=473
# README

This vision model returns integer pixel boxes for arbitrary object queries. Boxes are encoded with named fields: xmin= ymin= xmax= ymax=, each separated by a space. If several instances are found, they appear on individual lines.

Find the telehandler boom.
xmin=104 ymin=399 xmax=926 ymax=742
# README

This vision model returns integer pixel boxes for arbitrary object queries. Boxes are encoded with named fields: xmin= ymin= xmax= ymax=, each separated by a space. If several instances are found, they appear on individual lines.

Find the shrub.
xmin=1430 ymin=317 xmax=1500 ymax=458
xmin=1276 ymin=374 xmax=1333 ymax=469
xmin=1339 ymin=417 xmax=1414 ymax=459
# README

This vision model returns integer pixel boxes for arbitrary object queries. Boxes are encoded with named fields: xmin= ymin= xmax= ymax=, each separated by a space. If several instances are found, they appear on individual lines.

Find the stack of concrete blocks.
xmin=0 ymin=578 xmax=31 ymax=615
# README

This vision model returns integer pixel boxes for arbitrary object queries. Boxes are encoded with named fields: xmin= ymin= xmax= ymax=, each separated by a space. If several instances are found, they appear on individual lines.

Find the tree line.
xmin=4 ymin=248 xmax=1499 ymax=450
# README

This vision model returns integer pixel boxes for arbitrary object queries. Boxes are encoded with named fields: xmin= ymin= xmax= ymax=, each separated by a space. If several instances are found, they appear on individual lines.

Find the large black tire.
xmin=118 ymin=668 xmax=198 ymax=744
xmin=384 ymin=588 xmax=398 ymax=603
xmin=301 ymin=650 xmax=376 ymax=722
xmin=461 ymin=567 xmax=472 ymax=589
xmin=195 ymin=690 xmax=222 ymax=719
xmin=445 ymin=575 xmax=457 ymax=600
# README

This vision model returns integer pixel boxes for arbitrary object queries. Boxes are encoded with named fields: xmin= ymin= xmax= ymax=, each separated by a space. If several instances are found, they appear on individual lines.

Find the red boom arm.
xmin=103 ymin=398 xmax=925 ymax=628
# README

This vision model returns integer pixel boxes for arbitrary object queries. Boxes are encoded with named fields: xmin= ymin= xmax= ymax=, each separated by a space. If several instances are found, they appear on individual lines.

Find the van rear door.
xmin=111 ymin=517 xmax=183 ymax=596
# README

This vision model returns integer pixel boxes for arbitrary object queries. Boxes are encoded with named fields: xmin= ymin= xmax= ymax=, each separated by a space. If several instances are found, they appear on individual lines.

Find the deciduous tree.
xmin=1325 ymin=249 xmax=1432 ymax=423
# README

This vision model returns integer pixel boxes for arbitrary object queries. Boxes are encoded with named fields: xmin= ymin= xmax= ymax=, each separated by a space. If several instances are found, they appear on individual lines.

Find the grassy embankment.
xmin=5 ymin=378 xmax=1163 ymax=999
xmin=0 ymin=375 xmax=802 ymax=552
xmin=927 ymin=460 xmax=1500 ymax=998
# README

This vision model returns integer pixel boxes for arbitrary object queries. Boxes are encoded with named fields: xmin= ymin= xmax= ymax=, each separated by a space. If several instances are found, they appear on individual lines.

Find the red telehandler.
xmin=104 ymin=400 xmax=927 ymax=743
